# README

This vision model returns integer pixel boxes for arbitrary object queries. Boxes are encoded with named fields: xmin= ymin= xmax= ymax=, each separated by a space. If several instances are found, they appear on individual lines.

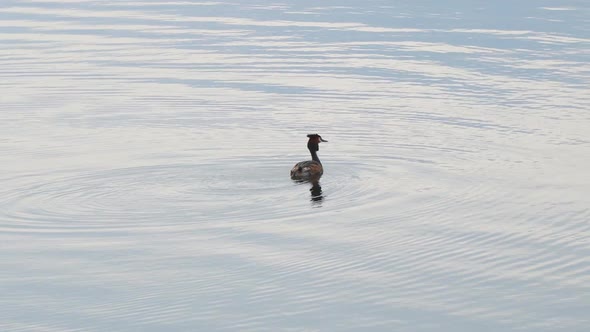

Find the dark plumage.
xmin=290 ymin=134 xmax=328 ymax=180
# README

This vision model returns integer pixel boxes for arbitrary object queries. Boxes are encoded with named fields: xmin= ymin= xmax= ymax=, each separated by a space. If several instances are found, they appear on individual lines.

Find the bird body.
xmin=290 ymin=134 xmax=327 ymax=180
xmin=290 ymin=160 xmax=323 ymax=179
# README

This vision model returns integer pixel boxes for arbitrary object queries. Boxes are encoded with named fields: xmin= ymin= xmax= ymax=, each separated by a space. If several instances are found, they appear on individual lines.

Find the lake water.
xmin=1 ymin=0 xmax=589 ymax=331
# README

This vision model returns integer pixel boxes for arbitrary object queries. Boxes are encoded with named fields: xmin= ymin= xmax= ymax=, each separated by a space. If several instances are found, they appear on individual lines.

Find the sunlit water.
xmin=1 ymin=1 xmax=589 ymax=331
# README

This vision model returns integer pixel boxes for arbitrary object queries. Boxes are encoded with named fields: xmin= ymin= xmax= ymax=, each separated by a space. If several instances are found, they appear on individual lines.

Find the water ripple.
xmin=0 ymin=156 xmax=409 ymax=233
xmin=1 ymin=0 xmax=589 ymax=331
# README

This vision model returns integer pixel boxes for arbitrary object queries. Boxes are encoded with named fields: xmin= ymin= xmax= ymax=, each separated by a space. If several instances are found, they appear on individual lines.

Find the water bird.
xmin=290 ymin=134 xmax=328 ymax=180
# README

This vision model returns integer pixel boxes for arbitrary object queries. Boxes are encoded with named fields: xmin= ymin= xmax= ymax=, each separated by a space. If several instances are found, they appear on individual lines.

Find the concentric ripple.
xmin=0 ymin=157 xmax=410 ymax=233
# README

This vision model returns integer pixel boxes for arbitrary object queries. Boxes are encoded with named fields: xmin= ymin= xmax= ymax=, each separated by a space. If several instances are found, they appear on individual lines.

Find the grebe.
xmin=290 ymin=134 xmax=328 ymax=180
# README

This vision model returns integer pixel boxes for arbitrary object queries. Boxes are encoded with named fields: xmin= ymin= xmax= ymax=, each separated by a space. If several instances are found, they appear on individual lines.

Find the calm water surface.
xmin=1 ymin=0 xmax=589 ymax=331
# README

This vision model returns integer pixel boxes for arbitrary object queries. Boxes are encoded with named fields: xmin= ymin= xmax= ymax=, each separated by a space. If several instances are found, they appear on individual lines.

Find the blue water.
xmin=1 ymin=1 xmax=589 ymax=331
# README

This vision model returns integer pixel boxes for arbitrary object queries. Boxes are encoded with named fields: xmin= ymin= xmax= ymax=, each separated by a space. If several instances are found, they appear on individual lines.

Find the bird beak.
xmin=320 ymin=137 xmax=328 ymax=142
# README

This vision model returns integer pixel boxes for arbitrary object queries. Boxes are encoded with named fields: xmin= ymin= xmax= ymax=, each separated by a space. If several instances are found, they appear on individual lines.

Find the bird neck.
xmin=310 ymin=149 xmax=321 ymax=164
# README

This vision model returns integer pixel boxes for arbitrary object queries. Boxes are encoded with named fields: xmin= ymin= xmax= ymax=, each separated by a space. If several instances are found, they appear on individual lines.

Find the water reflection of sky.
xmin=1 ymin=1 xmax=589 ymax=331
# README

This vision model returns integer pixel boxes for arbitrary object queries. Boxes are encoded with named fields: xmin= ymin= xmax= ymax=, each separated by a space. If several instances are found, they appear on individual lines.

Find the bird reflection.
xmin=309 ymin=180 xmax=323 ymax=204
xmin=293 ymin=178 xmax=324 ymax=205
